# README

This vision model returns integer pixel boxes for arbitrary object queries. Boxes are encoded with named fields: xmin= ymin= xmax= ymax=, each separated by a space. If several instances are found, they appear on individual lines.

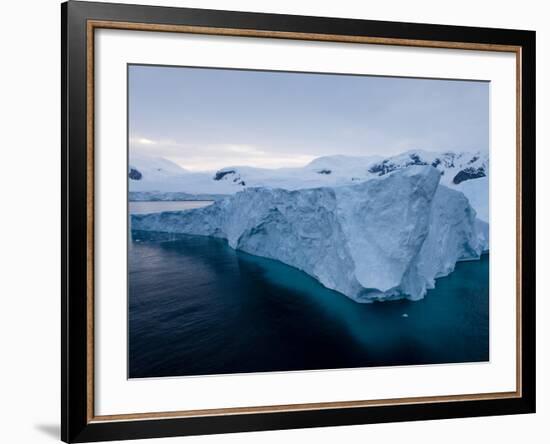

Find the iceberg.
xmin=455 ymin=176 xmax=489 ymax=223
xmin=131 ymin=166 xmax=488 ymax=303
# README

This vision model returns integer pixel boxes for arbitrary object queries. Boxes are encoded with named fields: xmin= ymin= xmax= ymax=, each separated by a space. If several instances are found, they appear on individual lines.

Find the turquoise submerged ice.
xmin=131 ymin=166 xmax=489 ymax=303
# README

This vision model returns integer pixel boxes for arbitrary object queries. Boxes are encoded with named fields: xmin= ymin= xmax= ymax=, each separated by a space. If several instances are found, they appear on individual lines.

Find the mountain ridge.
xmin=129 ymin=149 xmax=489 ymax=222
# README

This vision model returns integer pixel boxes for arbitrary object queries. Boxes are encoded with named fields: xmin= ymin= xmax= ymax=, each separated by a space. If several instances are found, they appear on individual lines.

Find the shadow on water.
xmin=129 ymin=231 xmax=489 ymax=378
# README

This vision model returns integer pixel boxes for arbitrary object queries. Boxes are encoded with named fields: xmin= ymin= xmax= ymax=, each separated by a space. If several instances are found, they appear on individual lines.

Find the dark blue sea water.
xmin=128 ymin=231 xmax=489 ymax=379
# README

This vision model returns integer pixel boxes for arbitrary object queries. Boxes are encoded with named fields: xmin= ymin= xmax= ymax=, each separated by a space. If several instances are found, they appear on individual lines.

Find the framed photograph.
xmin=61 ymin=1 xmax=536 ymax=442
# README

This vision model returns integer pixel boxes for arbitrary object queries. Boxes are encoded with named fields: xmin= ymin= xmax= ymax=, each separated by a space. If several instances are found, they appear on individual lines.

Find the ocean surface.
xmin=129 ymin=200 xmax=213 ymax=215
xmin=128 ymin=205 xmax=489 ymax=379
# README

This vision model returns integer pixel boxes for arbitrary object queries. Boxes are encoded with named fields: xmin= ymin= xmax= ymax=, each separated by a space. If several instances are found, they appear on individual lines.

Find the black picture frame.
xmin=62 ymin=1 xmax=536 ymax=442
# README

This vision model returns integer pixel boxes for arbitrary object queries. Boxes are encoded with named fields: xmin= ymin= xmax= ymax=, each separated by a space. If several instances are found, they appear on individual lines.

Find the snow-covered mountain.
xmin=128 ymin=154 xmax=382 ymax=194
xmin=132 ymin=166 xmax=488 ymax=302
xmin=128 ymin=150 xmax=488 ymax=221
xmin=366 ymin=150 xmax=488 ymax=186
xmin=128 ymin=154 xmax=236 ymax=194
xmin=129 ymin=153 xmax=188 ymax=180
xmin=210 ymin=154 xmax=383 ymax=190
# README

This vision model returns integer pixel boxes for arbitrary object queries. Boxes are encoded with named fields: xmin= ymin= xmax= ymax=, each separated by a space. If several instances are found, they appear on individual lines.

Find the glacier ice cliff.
xmin=131 ymin=166 xmax=489 ymax=303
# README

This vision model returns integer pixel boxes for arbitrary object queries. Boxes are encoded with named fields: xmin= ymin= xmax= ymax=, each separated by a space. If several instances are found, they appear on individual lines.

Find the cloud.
xmin=130 ymin=137 xmax=158 ymax=145
xmin=129 ymin=134 xmax=485 ymax=173
xmin=129 ymin=139 xmax=316 ymax=171
xmin=224 ymin=144 xmax=266 ymax=155
xmin=170 ymin=143 xmax=316 ymax=171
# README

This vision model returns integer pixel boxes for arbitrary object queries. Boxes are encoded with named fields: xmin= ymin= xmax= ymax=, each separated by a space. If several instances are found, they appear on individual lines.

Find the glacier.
xmin=131 ymin=165 xmax=488 ymax=303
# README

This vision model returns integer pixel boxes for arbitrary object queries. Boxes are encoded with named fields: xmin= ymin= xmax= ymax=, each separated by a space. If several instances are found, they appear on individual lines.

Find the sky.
xmin=129 ymin=64 xmax=489 ymax=172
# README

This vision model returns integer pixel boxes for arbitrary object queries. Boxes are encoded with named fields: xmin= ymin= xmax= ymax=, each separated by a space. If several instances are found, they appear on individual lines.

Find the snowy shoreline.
xmin=129 ymin=149 xmax=488 ymax=223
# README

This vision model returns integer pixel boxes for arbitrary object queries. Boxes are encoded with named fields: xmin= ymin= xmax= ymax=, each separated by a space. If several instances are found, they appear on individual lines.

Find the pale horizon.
xmin=130 ymin=145 xmax=487 ymax=173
